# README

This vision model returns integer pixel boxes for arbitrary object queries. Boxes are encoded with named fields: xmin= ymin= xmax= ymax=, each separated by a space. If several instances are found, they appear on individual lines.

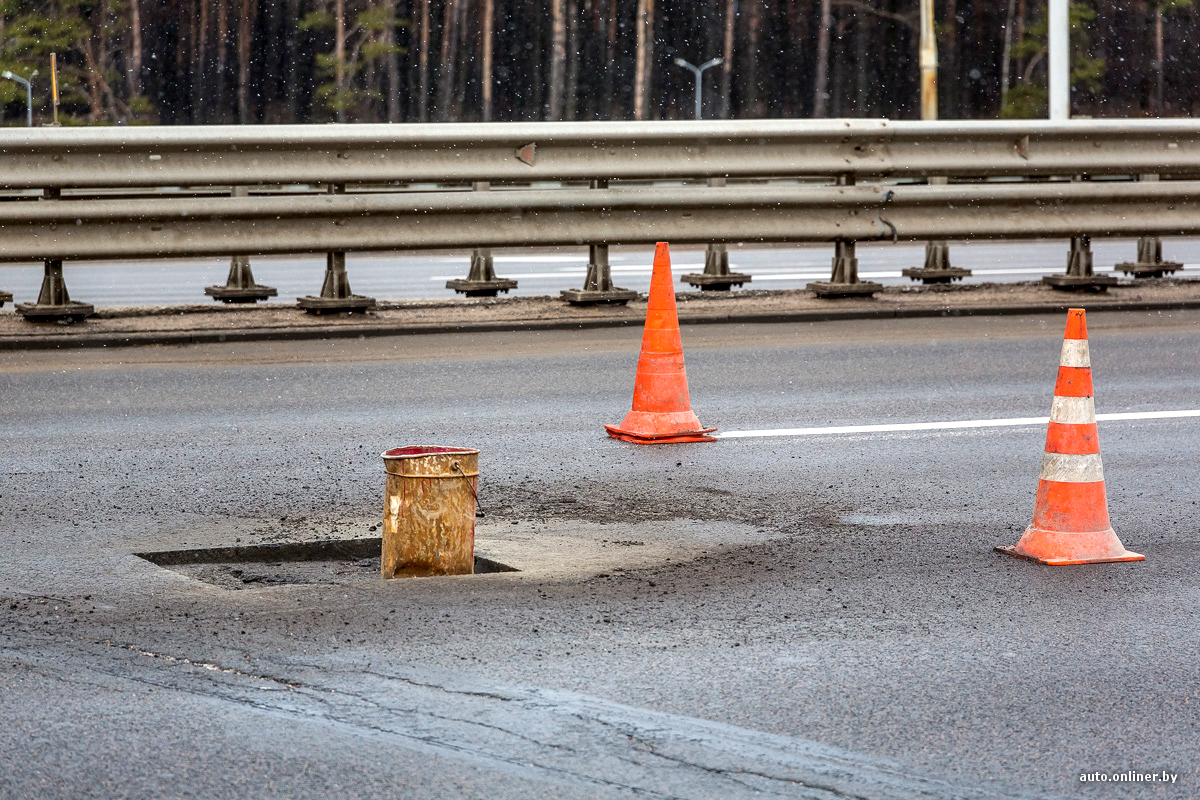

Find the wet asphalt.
xmin=1 ymin=310 xmax=1198 ymax=799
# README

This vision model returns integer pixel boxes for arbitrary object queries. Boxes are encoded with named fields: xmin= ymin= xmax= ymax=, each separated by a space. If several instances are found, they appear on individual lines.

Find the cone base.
xmin=995 ymin=545 xmax=1144 ymax=565
xmin=995 ymin=524 xmax=1144 ymax=565
xmin=604 ymin=414 xmax=717 ymax=444
xmin=605 ymin=426 xmax=717 ymax=444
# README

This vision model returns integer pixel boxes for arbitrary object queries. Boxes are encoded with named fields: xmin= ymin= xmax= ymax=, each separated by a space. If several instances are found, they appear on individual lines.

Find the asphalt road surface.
xmin=0 ymin=237 xmax=1196 ymax=307
xmin=2 ymin=310 xmax=1198 ymax=799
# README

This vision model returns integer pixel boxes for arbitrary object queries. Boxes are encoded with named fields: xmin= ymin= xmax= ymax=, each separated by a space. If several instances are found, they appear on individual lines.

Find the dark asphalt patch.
xmin=137 ymin=537 xmax=518 ymax=589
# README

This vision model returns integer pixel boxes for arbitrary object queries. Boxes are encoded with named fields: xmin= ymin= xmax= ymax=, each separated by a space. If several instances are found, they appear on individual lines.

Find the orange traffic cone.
xmin=996 ymin=308 xmax=1143 ymax=565
xmin=605 ymin=242 xmax=717 ymax=444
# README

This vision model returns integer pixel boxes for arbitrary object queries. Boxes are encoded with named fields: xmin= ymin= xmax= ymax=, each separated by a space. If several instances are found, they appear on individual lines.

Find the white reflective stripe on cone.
xmin=1058 ymin=339 xmax=1091 ymax=369
xmin=1050 ymin=395 xmax=1096 ymax=425
xmin=1040 ymin=452 xmax=1105 ymax=483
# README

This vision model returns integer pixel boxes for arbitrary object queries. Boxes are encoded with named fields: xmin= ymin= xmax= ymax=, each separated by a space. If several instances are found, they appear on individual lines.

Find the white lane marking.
xmin=1059 ymin=339 xmax=1091 ymax=368
xmin=1040 ymin=452 xmax=1105 ymax=483
xmin=749 ymin=271 xmax=904 ymax=280
xmin=432 ymin=271 xmax=589 ymax=280
xmin=716 ymin=409 xmax=1200 ymax=439
xmin=492 ymin=256 xmax=587 ymax=263
xmin=1050 ymin=395 xmax=1096 ymax=425
xmin=430 ymin=265 xmax=702 ymax=281
xmin=432 ymin=264 xmax=1130 ymax=282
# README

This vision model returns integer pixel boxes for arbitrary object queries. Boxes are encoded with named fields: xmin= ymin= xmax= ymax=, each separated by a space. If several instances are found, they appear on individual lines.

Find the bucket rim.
xmin=381 ymin=445 xmax=480 ymax=461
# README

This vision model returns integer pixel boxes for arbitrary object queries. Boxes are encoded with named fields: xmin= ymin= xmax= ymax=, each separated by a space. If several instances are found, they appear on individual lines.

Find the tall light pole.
xmin=2 ymin=70 xmax=35 ymax=127
xmin=918 ymin=0 xmax=937 ymax=121
xmin=673 ymin=57 xmax=723 ymax=120
xmin=1048 ymin=0 xmax=1070 ymax=119
xmin=902 ymin=1 xmax=972 ymax=284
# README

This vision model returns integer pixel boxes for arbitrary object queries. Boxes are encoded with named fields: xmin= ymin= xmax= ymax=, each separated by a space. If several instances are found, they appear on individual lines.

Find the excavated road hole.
xmin=137 ymin=537 xmax=517 ymax=590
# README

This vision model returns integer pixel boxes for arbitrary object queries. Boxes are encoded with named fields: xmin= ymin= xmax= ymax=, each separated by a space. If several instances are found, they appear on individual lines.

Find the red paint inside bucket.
xmin=382 ymin=445 xmax=479 ymax=459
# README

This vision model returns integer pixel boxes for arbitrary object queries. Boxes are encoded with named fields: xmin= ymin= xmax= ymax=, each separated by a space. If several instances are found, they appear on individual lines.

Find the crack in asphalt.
xmin=125 ymin=643 xmax=305 ymax=687
xmin=3 ymin=623 xmax=1066 ymax=800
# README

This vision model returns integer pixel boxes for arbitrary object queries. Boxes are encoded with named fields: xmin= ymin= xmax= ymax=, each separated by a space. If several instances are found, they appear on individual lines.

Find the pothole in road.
xmin=136 ymin=537 xmax=518 ymax=590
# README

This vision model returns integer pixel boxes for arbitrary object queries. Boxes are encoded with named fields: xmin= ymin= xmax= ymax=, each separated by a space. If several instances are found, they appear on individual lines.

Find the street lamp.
xmin=673 ymin=57 xmax=723 ymax=120
xmin=1048 ymin=0 xmax=1070 ymax=120
xmin=2 ymin=70 xmax=36 ymax=127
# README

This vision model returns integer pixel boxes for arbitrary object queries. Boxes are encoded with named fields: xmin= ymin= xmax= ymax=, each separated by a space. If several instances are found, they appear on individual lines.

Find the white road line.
xmin=716 ymin=409 xmax=1200 ymax=439
xmin=430 ymin=265 xmax=701 ymax=281
xmin=749 ymin=271 xmax=904 ymax=280
xmin=430 ymin=264 xmax=1134 ymax=282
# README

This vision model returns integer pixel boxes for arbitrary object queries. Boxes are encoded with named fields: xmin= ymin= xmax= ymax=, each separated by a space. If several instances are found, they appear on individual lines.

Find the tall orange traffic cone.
xmin=996 ymin=308 xmax=1143 ymax=565
xmin=605 ymin=242 xmax=717 ymax=444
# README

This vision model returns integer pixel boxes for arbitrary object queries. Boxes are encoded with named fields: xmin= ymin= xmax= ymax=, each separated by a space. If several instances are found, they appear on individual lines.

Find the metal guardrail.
xmin=1 ymin=180 xmax=1198 ymax=261
xmin=1 ymin=118 xmax=1197 ymax=320
xmin=1 ymin=118 xmax=1200 ymax=188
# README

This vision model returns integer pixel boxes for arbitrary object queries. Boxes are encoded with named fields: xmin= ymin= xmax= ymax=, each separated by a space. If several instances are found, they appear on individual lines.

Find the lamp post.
xmin=672 ymin=57 xmax=723 ymax=120
xmin=918 ymin=0 xmax=937 ymax=121
xmin=1 ymin=70 xmax=35 ymax=127
xmin=1048 ymin=0 xmax=1070 ymax=120
xmin=900 ymin=2 xmax=972 ymax=284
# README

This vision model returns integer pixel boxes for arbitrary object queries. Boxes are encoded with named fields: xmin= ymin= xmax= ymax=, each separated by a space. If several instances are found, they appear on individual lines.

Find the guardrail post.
xmin=1043 ymin=176 xmax=1117 ymax=292
xmin=1114 ymin=176 xmax=1182 ymax=278
xmin=681 ymin=178 xmax=751 ymax=291
xmin=901 ymin=179 xmax=971 ymax=284
xmin=204 ymin=186 xmax=278 ymax=303
xmin=1116 ymin=236 xmax=1183 ymax=278
xmin=445 ymin=182 xmax=519 ymax=297
xmin=297 ymin=184 xmax=377 ymax=313
xmin=15 ymin=189 xmax=95 ymax=323
xmin=15 ymin=259 xmax=95 ymax=323
xmin=1043 ymin=234 xmax=1118 ymax=292
xmin=297 ymin=252 xmax=377 ymax=314
xmin=807 ymin=176 xmax=883 ymax=298
xmin=561 ymin=180 xmax=638 ymax=305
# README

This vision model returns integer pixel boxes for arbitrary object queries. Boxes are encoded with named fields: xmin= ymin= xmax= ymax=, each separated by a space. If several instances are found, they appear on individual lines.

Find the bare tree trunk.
xmin=176 ymin=2 xmax=190 ymax=122
xmin=481 ymin=0 xmax=493 ymax=121
xmin=565 ymin=0 xmax=580 ymax=119
xmin=604 ymin=0 xmax=617 ymax=118
xmin=547 ymin=0 xmax=567 ymax=119
xmin=418 ymin=0 xmax=431 ymax=121
xmin=813 ymin=0 xmax=831 ymax=117
xmin=746 ymin=0 xmax=761 ymax=116
xmin=1001 ymin=0 xmax=1017 ymax=107
xmin=720 ymin=0 xmax=735 ymax=118
xmin=451 ymin=0 xmax=468 ymax=119
xmin=945 ymin=0 xmax=958 ymax=117
xmin=216 ymin=0 xmax=229 ymax=121
xmin=193 ymin=0 xmax=210 ymax=121
xmin=831 ymin=16 xmax=845 ymax=116
xmin=435 ymin=0 xmax=459 ymax=120
xmin=386 ymin=1 xmax=401 ymax=122
xmin=334 ymin=0 xmax=346 ymax=122
xmin=127 ymin=0 xmax=143 ymax=98
xmin=284 ymin=0 xmax=300 ymax=120
xmin=1155 ymin=8 xmax=1165 ymax=115
xmin=78 ymin=36 xmax=106 ymax=121
xmin=237 ymin=0 xmax=254 ymax=123
xmin=633 ymin=0 xmax=655 ymax=119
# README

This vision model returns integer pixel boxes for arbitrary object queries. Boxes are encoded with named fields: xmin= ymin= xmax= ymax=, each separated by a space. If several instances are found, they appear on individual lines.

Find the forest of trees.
xmin=0 ymin=1 xmax=1196 ymax=126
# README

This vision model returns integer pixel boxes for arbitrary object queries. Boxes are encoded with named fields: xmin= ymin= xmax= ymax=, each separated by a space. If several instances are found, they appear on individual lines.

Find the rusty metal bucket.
xmin=380 ymin=446 xmax=479 ymax=579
